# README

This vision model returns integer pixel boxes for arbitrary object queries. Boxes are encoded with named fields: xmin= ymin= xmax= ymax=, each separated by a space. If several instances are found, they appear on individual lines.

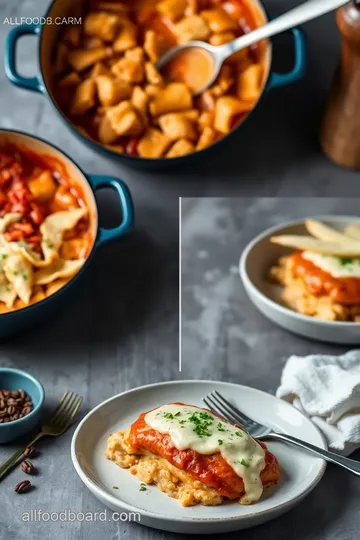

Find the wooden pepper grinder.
xmin=321 ymin=0 xmax=360 ymax=169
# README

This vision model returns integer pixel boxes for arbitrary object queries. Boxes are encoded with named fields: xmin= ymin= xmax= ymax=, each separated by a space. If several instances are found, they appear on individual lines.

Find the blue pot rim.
xmin=0 ymin=367 xmax=45 ymax=427
xmin=38 ymin=0 xmax=273 ymax=165
xmin=0 ymin=127 xmax=98 ymax=319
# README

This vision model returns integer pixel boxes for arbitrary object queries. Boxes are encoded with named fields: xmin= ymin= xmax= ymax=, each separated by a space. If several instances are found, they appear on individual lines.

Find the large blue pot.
xmin=4 ymin=0 xmax=306 ymax=170
xmin=0 ymin=129 xmax=134 ymax=338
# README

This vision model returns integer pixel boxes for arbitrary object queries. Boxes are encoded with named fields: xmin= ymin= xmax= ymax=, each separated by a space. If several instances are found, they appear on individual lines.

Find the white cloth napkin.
xmin=276 ymin=350 xmax=360 ymax=456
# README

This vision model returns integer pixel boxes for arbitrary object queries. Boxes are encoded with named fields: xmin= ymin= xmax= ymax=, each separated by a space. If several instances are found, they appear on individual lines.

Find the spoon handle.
xmin=219 ymin=0 xmax=349 ymax=59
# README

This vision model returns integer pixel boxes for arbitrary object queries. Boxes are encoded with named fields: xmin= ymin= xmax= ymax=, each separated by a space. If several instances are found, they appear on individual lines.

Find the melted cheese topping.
xmin=145 ymin=404 xmax=266 ymax=503
xmin=302 ymin=251 xmax=360 ymax=278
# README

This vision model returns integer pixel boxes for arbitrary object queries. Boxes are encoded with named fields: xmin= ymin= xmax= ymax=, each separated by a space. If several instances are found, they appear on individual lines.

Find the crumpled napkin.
xmin=276 ymin=350 xmax=360 ymax=456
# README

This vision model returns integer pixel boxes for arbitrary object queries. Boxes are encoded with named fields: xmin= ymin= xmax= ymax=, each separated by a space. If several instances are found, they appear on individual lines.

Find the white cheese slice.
xmin=302 ymin=251 xmax=360 ymax=278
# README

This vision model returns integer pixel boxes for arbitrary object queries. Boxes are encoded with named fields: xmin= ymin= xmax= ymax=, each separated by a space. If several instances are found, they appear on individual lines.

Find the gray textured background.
xmin=0 ymin=0 xmax=359 ymax=538
xmin=181 ymin=197 xmax=360 ymax=540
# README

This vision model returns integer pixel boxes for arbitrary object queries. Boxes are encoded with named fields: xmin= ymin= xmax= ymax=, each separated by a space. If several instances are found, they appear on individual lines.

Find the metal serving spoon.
xmin=157 ymin=0 xmax=350 ymax=95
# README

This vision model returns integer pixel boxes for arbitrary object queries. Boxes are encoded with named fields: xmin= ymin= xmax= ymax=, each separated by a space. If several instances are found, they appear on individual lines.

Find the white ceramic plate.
xmin=71 ymin=380 xmax=326 ymax=534
xmin=240 ymin=216 xmax=360 ymax=344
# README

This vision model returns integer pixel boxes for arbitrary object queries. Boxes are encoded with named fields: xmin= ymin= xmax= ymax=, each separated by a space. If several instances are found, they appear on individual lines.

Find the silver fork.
xmin=0 ymin=391 xmax=83 ymax=480
xmin=203 ymin=390 xmax=360 ymax=476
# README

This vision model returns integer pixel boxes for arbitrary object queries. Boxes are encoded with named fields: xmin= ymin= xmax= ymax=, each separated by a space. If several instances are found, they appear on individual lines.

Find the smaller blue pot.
xmin=0 ymin=367 xmax=45 ymax=443
xmin=3 ymin=0 xmax=307 ymax=170
xmin=0 ymin=129 xmax=134 ymax=339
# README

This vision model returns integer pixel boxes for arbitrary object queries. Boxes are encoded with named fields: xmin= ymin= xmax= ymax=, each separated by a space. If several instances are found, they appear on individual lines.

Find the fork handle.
xmin=0 ymin=432 xmax=44 ymax=481
xmin=269 ymin=432 xmax=360 ymax=476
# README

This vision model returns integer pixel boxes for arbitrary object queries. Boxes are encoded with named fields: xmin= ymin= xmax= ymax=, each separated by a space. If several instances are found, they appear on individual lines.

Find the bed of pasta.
xmin=0 ymin=144 xmax=92 ymax=313
xmin=52 ymin=0 xmax=268 ymax=159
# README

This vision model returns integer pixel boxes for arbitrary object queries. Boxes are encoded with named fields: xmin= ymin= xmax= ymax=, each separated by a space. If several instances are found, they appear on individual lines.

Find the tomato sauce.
xmin=129 ymin=404 xmax=280 ymax=500
xmin=291 ymin=252 xmax=360 ymax=305
xmin=0 ymin=143 xmax=90 ymax=254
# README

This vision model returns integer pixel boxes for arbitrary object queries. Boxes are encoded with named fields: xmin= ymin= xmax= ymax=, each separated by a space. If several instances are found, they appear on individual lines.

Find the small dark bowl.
xmin=0 ymin=367 xmax=45 ymax=444
xmin=4 ymin=0 xmax=306 ymax=170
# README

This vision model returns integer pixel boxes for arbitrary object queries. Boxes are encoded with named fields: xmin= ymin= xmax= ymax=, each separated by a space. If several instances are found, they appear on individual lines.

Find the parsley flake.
xmin=218 ymin=439 xmax=223 ymax=445
xmin=139 ymin=484 xmax=147 ymax=492
xmin=240 ymin=458 xmax=249 ymax=467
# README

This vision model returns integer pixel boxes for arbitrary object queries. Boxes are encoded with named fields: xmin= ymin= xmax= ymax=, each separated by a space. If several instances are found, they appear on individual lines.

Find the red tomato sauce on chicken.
xmin=291 ymin=252 xmax=360 ymax=306
xmin=129 ymin=403 xmax=280 ymax=500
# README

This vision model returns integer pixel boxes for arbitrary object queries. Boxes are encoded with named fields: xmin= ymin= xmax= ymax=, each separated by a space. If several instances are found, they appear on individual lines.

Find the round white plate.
xmin=71 ymin=380 xmax=326 ymax=534
xmin=240 ymin=216 xmax=360 ymax=344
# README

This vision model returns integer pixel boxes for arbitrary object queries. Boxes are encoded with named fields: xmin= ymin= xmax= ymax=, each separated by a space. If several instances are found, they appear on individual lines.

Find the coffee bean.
xmin=14 ymin=480 xmax=32 ymax=493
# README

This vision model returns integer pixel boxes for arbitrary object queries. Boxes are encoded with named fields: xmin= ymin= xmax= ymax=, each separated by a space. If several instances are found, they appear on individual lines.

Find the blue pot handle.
xmin=267 ymin=28 xmax=306 ymax=90
xmin=4 ymin=24 xmax=44 ymax=93
xmin=88 ymin=175 xmax=134 ymax=247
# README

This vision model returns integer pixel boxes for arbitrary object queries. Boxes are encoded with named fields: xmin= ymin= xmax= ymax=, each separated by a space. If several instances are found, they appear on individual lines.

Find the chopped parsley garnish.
xmin=188 ymin=411 xmax=214 ymax=437
xmin=235 ymin=431 xmax=243 ymax=437
xmin=339 ymin=257 xmax=354 ymax=266
xmin=22 ymin=273 xmax=28 ymax=280
xmin=217 ymin=422 xmax=224 ymax=432
xmin=113 ymin=486 xmax=119 ymax=489
xmin=46 ymin=241 xmax=54 ymax=249
xmin=163 ymin=412 xmax=174 ymax=419
xmin=240 ymin=458 xmax=249 ymax=467
xmin=1 ymin=254 xmax=7 ymax=260
xmin=139 ymin=484 xmax=147 ymax=492
xmin=179 ymin=420 xmax=186 ymax=425
xmin=174 ymin=411 xmax=181 ymax=417
xmin=218 ymin=439 xmax=223 ymax=445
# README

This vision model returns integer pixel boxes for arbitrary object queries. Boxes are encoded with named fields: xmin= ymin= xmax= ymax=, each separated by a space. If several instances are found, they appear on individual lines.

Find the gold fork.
xmin=0 ymin=391 xmax=83 ymax=480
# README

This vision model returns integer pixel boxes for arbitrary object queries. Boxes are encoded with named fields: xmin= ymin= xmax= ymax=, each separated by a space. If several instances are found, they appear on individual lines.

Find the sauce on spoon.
xmin=162 ymin=47 xmax=215 ymax=94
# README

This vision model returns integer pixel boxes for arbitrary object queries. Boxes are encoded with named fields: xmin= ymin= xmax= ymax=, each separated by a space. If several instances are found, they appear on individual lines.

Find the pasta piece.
xmin=149 ymin=83 xmax=192 ymax=116
xmin=84 ymin=12 xmax=120 ymax=41
xmin=45 ymin=278 xmax=69 ymax=297
xmin=39 ymin=208 xmax=88 ymax=265
xmin=158 ymin=113 xmax=197 ymax=141
xmin=98 ymin=114 xmax=119 ymax=144
xmin=145 ymin=63 xmax=163 ymax=85
xmin=59 ymin=72 xmax=81 ymax=88
xmin=113 ymin=21 xmax=137 ymax=52
xmin=157 ymin=0 xmax=187 ymax=21
xmin=0 ymin=270 xmax=16 ymax=308
xmin=95 ymin=2 xmax=129 ymax=13
xmin=107 ymin=101 xmax=144 ymax=136
xmin=196 ymin=126 xmax=216 ymax=150
xmin=35 ymin=259 xmax=85 ymax=286
xmin=68 ymin=48 xmax=110 ymax=72
xmin=197 ymin=90 xmax=216 ymax=111
xmin=187 ymin=0 xmax=198 ymax=15
xmin=209 ymin=31 xmax=235 ymax=45
xmin=54 ymin=43 xmax=69 ymax=75
xmin=166 ymin=139 xmax=195 ymax=158
xmin=145 ymin=84 xmax=161 ymax=97
xmin=175 ymin=15 xmax=210 ymax=44
xmin=96 ymin=75 xmax=132 ymax=106
xmin=144 ymin=30 xmax=169 ymax=63
xmin=214 ymin=96 xmax=250 ymax=133
xmin=237 ymin=64 xmax=263 ymax=101
xmin=28 ymin=171 xmax=57 ymax=202
xmin=198 ymin=110 xmax=214 ymax=130
xmin=90 ymin=62 xmax=110 ymax=78
xmin=201 ymin=8 xmax=238 ymax=33
xmin=2 ymin=251 xmax=33 ymax=305
xmin=111 ymin=48 xmax=145 ymax=83
xmin=137 ymin=128 xmax=171 ymax=158
xmin=0 ymin=213 xmax=22 ymax=233
xmin=71 ymin=79 xmax=97 ymax=116
xmin=131 ymin=86 xmax=148 ymax=123
xmin=63 ymin=25 xmax=82 ymax=47
xmin=61 ymin=238 xmax=88 ymax=260
xmin=84 ymin=36 xmax=105 ymax=49
xmin=210 ymin=65 xmax=234 ymax=97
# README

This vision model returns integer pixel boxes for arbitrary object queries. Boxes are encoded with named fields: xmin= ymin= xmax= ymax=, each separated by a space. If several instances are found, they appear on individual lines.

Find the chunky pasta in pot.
xmin=0 ymin=144 xmax=93 ymax=313
xmin=52 ymin=0 xmax=268 ymax=158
